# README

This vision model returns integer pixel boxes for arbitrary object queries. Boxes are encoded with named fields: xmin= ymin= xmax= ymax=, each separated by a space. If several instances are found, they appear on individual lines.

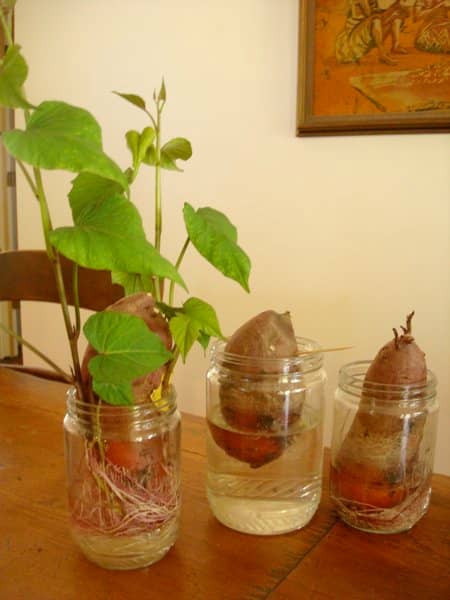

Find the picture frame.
xmin=297 ymin=1 xmax=450 ymax=136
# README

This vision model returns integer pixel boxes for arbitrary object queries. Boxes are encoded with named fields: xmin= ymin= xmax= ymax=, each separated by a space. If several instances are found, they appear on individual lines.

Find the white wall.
xmin=16 ymin=1 xmax=450 ymax=474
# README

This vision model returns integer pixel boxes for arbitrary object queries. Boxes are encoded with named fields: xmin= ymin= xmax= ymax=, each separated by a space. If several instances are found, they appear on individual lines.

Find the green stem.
xmin=33 ymin=168 xmax=55 ymax=258
xmin=0 ymin=322 xmax=72 ymax=382
xmin=72 ymin=264 xmax=81 ymax=339
xmin=0 ymin=9 xmax=13 ymax=47
xmin=33 ymin=167 xmax=85 ymax=395
xmin=17 ymin=161 xmax=39 ymax=199
xmin=154 ymin=109 xmax=162 ymax=253
xmin=169 ymin=237 xmax=190 ymax=305
xmin=162 ymin=349 xmax=180 ymax=393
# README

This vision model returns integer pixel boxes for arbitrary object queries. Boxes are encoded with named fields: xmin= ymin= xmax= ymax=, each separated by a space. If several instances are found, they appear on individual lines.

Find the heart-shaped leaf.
xmin=84 ymin=311 xmax=172 ymax=405
xmin=68 ymin=172 xmax=123 ymax=218
xmin=50 ymin=192 xmax=153 ymax=273
xmin=2 ymin=100 xmax=128 ymax=190
xmin=126 ymin=127 xmax=156 ymax=172
xmin=183 ymin=203 xmax=251 ymax=292
xmin=0 ymin=45 xmax=33 ymax=109
xmin=50 ymin=188 xmax=187 ymax=290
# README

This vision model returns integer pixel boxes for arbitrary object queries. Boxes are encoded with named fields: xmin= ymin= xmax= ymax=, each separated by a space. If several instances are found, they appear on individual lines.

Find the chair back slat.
xmin=0 ymin=250 xmax=123 ymax=311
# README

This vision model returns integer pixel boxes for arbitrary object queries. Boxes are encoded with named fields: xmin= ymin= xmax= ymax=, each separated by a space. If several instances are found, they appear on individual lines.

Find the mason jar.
xmin=330 ymin=361 xmax=438 ymax=534
xmin=206 ymin=338 xmax=326 ymax=535
xmin=64 ymin=386 xmax=181 ymax=569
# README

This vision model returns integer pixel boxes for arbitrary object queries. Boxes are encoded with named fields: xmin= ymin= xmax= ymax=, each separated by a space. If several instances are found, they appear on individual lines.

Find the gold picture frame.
xmin=297 ymin=1 xmax=450 ymax=136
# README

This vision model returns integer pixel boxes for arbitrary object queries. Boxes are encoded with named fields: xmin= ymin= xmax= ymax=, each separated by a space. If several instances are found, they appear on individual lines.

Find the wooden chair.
xmin=0 ymin=249 xmax=124 ymax=381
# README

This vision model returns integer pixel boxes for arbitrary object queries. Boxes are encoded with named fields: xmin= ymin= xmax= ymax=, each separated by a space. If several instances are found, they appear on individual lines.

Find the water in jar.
xmin=206 ymin=402 xmax=323 ymax=535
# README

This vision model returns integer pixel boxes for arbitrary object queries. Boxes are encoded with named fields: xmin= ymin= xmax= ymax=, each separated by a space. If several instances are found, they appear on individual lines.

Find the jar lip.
xmin=210 ymin=336 xmax=323 ymax=372
xmin=66 ymin=385 xmax=177 ymax=416
xmin=338 ymin=360 xmax=437 ymax=398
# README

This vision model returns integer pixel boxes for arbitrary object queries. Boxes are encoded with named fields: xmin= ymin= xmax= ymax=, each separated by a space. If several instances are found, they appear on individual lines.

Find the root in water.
xmin=70 ymin=444 xmax=179 ymax=537
xmin=332 ymin=478 xmax=431 ymax=533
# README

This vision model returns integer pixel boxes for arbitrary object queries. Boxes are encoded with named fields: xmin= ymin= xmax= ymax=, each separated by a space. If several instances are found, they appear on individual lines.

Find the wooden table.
xmin=0 ymin=368 xmax=449 ymax=600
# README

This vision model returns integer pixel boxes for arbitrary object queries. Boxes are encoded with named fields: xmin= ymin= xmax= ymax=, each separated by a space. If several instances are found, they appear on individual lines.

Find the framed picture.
xmin=297 ymin=1 xmax=450 ymax=136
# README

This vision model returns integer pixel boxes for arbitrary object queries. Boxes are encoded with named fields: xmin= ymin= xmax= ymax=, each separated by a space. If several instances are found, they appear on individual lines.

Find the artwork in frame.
xmin=297 ymin=0 xmax=450 ymax=136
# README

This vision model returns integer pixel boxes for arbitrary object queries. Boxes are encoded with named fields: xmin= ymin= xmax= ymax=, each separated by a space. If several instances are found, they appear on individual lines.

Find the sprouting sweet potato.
xmin=220 ymin=310 xmax=300 ymax=432
xmin=332 ymin=312 xmax=428 ymax=513
xmin=209 ymin=310 xmax=302 ymax=468
xmin=208 ymin=421 xmax=287 ymax=469
xmin=225 ymin=310 xmax=298 ymax=364
xmin=81 ymin=292 xmax=172 ymax=405
xmin=364 ymin=311 xmax=426 ymax=387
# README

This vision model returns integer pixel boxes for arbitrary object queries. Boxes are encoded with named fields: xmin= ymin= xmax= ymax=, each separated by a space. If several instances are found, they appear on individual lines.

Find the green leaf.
xmin=50 ymin=192 xmax=151 ymax=273
xmin=50 ymin=189 xmax=187 ymax=291
xmin=143 ymin=137 xmax=192 ymax=171
xmin=125 ymin=130 xmax=140 ymax=167
xmin=183 ymin=203 xmax=251 ymax=292
xmin=92 ymin=382 xmax=134 ymax=406
xmin=113 ymin=91 xmax=147 ymax=112
xmin=126 ymin=127 xmax=155 ymax=171
xmin=169 ymin=313 xmax=201 ymax=362
xmin=0 ymin=45 xmax=33 ymax=109
xmin=169 ymin=297 xmax=223 ymax=361
xmin=68 ymin=172 xmax=123 ymax=219
xmin=160 ymin=137 xmax=192 ymax=171
xmin=183 ymin=297 xmax=223 ymax=338
xmin=157 ymin=80 xmax=167 ymax=102
xmin=197 ymin=332 xmax=211 ymax=351
xmin=84 ymin=311 xmax=172 ymax=405
xmin=112 ymin=272 xmax=154 ymax=296
xmin=2 ymin=101 xmax=128 ymax=190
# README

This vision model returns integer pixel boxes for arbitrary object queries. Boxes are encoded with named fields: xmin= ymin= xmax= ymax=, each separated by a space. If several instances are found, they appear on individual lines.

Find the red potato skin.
xmin=332 ymin=312 xmax=427 ymax=510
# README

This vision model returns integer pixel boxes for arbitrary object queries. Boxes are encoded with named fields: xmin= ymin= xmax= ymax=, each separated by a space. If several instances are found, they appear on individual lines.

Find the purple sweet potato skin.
xmin=81 ymin=292 xmax=172 ymax=404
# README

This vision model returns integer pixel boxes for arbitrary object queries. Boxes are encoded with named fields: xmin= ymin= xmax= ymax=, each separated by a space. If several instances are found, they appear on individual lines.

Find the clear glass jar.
xmin=206 ymin=338 xmax=326 ymax=535
xmin=63 ymin=386 xmax=181 ymax=570
xmin=330 ymin=361 xmax=439 ymax=534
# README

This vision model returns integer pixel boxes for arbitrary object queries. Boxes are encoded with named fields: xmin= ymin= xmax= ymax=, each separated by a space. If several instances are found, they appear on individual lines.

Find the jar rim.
xmin=66 ymin=385 xmax=177 ymax=419
xmin=210 ymin=336 xmax=323 ymax=373
xmin=338 ymin=360 xmax=437 ymax=400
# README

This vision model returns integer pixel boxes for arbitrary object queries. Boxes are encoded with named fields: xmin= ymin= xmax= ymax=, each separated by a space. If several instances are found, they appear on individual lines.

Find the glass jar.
xmin=330 ymin=361 xmax=438 ymax=534
xmin=63 ymin=386 xmax=181 ymax=570
xmin=206 ymin=338 xmax=326 ymax=535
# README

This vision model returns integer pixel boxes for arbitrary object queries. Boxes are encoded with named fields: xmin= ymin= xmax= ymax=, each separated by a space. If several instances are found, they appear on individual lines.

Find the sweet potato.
xmin=332 ymin=312 xmax=428 ymax=512
xmin=225 ymin=310 xmax=298 ymax=363
xmin=81 ymin=292 xmax=172 ymax=405
xmin=210 ymin=310 xmax=301 ymax=468
xmin=220 ymin=310 xmax=300 ymax=432
xmin=208 ymin=421 xmax=287 ymax=469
